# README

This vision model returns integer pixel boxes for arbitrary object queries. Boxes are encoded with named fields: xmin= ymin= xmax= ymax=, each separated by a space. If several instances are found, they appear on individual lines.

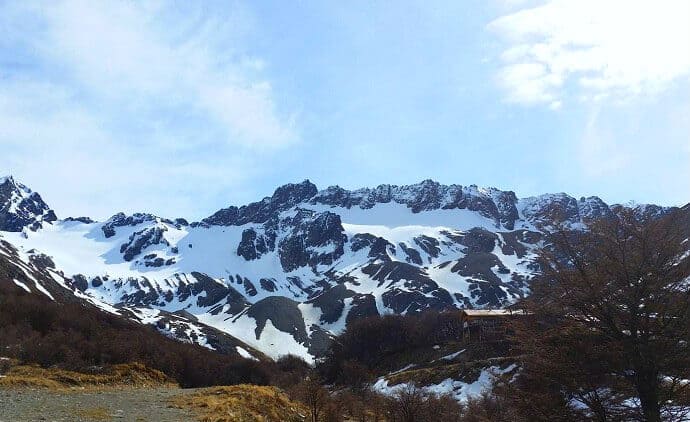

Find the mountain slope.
xmin=0 ymin=177 xmax=681 ymax=361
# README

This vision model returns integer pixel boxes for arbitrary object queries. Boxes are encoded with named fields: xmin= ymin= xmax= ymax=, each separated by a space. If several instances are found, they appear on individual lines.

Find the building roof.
xmin=461 ymin=309 xmax=526 ymax=317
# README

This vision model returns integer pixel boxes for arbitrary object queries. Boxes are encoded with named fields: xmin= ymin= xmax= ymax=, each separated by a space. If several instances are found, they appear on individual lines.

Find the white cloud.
xmin=0 ymin=80 xmax=259 ymax=219
xmin=0 ymin=0 xmax=297 ymax=218
xmin=0 ymin=0 xmax=295 ymax=148
xmin=488 ymin=0 xmax=690 ymax=107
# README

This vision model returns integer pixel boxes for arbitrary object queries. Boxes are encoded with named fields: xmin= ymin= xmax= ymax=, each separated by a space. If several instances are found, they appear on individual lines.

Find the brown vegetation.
xmin=171 ymin=385 xmax=307 ymax=422
xmin=0 ymin=279 xmax=279 ymax=388
xmin=0 ymin=362 xmax=172 ymax=390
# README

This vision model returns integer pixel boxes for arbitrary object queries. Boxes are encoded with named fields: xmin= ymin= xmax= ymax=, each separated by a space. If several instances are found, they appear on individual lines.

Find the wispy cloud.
xmin=4 ymin=0 xmax=296 ymax=148
xmin=0 ymin=0 xmax=297 ymax=219
xmin=488 ymin=0 xmax=690 ymax=108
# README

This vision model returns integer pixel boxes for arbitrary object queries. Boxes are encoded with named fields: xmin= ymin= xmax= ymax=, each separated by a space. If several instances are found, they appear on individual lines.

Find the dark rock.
xmin=346 ymin=294 xmax=379 ymax=322
xmin=202 ymin=180 xmax=318 ymax=226
xmin=64 ymin=216 xmax=94 ymax=224
xmin=398 ymin=242 xmax=423 ymax=265
xmin=277 ymin=210 xmax=346 ymax=272
xmin=237 ymin=228 xmax=274 ymax=261
xmin=120 ymin=226 xmax=169 ymax=261
xmin=246 ymin=296 xmax=309 ymax=344
xmin=306 ymin=326 xmax=334 ymax=357
xmin=350 ymin=233 xmax=378 ymax=252
xmin=308 ymin=284 xmax=353 ymax=324
xmin=28 ymin=253 xmax=55 ymax=270
xmin=450 ymin=253 xmax=506 ymax=284
xmin=259 ymin=278 xmax=278 ymax=292
xmin=413 ymin=235 xmax=441 ymax=259
xmin=71 ymin=274 xmax=89 ymax=292
xmin=243 ymin=277 xmax=258 ymax=297
xmin=101 ymin=212 xmax=157 ymax=238
xmin=144 ymin=257 xmax=165 ymax=267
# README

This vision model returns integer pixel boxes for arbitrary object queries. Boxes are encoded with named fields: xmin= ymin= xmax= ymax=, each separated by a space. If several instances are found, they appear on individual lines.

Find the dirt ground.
xmin=0 ymin=387 xmax=198 ymax=422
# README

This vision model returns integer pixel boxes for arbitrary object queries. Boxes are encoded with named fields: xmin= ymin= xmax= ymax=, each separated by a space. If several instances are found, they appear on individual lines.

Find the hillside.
xmin=0 ymin=238 xmax=277 ymax=388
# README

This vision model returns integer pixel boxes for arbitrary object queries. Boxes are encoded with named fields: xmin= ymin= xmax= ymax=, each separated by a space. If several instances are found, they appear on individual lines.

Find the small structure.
xmin=460 ymin=309 xmax=527 ymax=343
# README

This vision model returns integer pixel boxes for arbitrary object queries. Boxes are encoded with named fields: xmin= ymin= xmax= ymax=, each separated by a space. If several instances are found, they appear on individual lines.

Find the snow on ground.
xmin=235 ymin=346 xmax=259 ymax=361
xmin=305 ymin=203 xmax=499 ymax=231
xmin=373 ymin=364 xmax=517 ymax=403
xmin=438 ymin=349 xmax=466 ymax=361
xmin=12 ymin=279 xmax=31 ymax=293
xmin=197 ymin=310 xmax=313 ymax=364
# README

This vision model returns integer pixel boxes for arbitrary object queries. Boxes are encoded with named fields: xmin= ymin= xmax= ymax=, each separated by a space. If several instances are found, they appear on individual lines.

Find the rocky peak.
xmin=0 ymin=176 xmax=57 ymax=232
xmin=271 ymin=180 xmax=318 ymax=208
xmin=520 ymin=193 xmax=619 ymax=228
xmin=577 ymin=196 xmax=614 ymax=223
xmin=202 ymin=180 xmax=318 ymax=227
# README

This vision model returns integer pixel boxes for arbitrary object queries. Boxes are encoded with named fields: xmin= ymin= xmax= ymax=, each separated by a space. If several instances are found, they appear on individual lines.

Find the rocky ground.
xmin=0 ymin=387 xmax=197 ymax=422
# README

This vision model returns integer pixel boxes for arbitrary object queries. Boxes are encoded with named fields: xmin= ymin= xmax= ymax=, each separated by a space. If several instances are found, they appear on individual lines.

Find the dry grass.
xmin=171 ymin=384 xmax=307 ymax=422
xmin=0 ymin=362 xmax=174 ymax=390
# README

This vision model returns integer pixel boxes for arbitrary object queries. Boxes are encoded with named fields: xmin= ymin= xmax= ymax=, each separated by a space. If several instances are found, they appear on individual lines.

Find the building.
xmin=460 ymin=309 xmax=528 ymax=343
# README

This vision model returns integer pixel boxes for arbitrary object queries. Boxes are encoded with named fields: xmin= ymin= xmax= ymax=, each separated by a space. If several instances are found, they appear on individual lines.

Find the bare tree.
xmin=388 ymin=384 xmax=428 ymax=422
xmin=294 ymin=377 xmax=330 ymax=422
xmin=514 ymin=208 xmax=690 ymax=421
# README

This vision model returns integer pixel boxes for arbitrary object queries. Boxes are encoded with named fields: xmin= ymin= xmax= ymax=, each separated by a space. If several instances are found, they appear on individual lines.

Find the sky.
xmin=0 ymin=0 xmax=688 ymax=220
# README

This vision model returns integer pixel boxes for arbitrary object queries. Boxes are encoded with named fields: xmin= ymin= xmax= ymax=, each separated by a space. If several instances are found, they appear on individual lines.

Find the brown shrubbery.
xmin=0 ymin=362 xmax=173 ymax=389
xmin=0 ymin=282 xmax=276 ymax=388
xmin=318 ymin=311 xmax=462 ymax=386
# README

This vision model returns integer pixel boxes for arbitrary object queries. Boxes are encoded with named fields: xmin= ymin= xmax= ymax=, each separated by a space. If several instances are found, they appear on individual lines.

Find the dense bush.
xmin=0 ymin=282 xmax=274 ymax=388
xmin=318 ymin=311 xmax=462 ymax=385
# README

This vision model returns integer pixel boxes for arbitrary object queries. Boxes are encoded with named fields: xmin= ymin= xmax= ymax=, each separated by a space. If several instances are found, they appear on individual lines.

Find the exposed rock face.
xmin=102 ymin=213 xmax=157 ymax=238
xmin=64 ymin=216 xmax=95 ymax=224
xmin=120 ymin=226 xmax=170 ymax=262
xmin=277 ymin=210 xmax=347 ymax=272
xmin=0 ymin=176 xmax=57 ymax=232
xmin=202 ymin=180 xmax=318 ymax=226
xmin=247 ymin=296 xmax=309 ymax=343
xmin=237 ymin=228 xmax=271 ymax=261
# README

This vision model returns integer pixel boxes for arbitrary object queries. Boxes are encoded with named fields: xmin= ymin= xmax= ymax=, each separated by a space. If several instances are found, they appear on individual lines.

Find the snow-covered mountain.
xmin=0 ymin=176 xmax=678 ymax=362
xmin=0 ymin=176 xmax=57 ymax=232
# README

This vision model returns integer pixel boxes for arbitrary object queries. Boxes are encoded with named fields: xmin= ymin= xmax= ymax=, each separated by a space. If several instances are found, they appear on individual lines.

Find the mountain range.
xmin=0 ymin=175 xmax=682 ymax=362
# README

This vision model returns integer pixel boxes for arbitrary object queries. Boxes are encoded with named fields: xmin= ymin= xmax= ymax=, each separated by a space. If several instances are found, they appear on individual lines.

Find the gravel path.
xmin=0 ymin=387 xmax=198 ymax=422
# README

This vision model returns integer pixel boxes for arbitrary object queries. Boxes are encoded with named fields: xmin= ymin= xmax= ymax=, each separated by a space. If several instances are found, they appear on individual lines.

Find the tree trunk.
xmin=635 ymin=370 xmax=661 ymax=422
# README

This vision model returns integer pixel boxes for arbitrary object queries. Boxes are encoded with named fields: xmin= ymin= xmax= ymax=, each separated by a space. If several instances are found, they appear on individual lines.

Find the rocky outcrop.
xmin=203 ymin=180 xmax=318 ymax=226
xmin=0 ymin=176 xmax=57 ymax=232
xmin=246 ymin=296 xmax=309 ymax=344
xmin=277 ymin=210 xmax=347 ymax=272
xmin=120 ymin=226 xmax=170 ymax=261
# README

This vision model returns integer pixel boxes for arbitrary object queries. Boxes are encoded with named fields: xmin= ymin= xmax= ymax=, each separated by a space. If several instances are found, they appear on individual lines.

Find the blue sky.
xmin=1 ymin=0 xmax=688 ymax=220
